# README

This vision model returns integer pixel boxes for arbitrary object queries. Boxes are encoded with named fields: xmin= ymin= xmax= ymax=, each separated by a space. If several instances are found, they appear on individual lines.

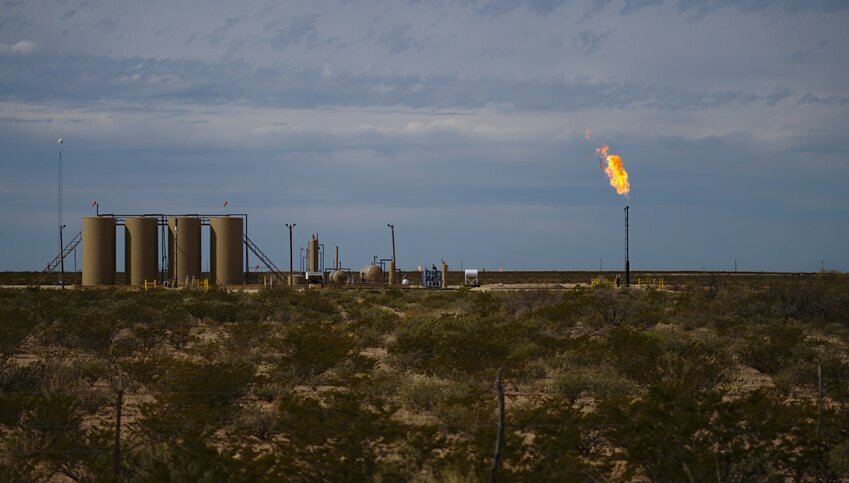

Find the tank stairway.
xmin=243 ymin=233 xmax=287 ymax=284
xmin=43 ymin=230 xmax=82 ymax=273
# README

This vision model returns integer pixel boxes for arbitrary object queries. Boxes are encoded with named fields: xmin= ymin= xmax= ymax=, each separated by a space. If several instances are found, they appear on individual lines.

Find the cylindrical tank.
xmin=330 ymin=270 xmax=348 ymax=284
xmin=360 ymin=264 xmax=382 ymax=283
xmin=124 ymin=217 xmax=158 ymax=286
xmin=209 ymin=217 xmax=243 ymax=285
xmin=168 ymin=217 xmax=201 ymax=286
xmin=441 ymin=262 xmax=448 ymax=289
xmin=388 ymin=260 xmax=396 ymax=285
xmin=308 ymin=238 xmax=319 ymax=272
xmin=82 ymin=217 xmax=116 ymax=285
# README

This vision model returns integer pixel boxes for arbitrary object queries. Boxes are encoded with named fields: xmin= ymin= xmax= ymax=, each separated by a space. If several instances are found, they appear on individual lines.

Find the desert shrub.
xmin=346 ymin=301 xmax=400 ymax=346
xmin=415 ymin=289 xmax=472 ymax=310
xmin=255 ymin=289 xmax=339 ymax=323
xmin=223 ymin=319 xmax=279 ymax=359
xmin=601 ymin=386 xmax=832 ymax=481
xmin=605 ymin=327 xmax=666 ymax=386
xmin=125 ymin=435 xmax=275 ymax=482
xmin=389 ymin=313 xmax=550 ymax=378
xmin=274 ymin=321 xmax=356 ymax=383
xmin=555 ymin=365 xmax=636 ymax=403
xmin=274 ymin=389 xmax=423 ymax=481
xmin=606 ymin=327 xmax=731 ymax=393
xmin=500 ymin=290 xmax=561 ymax=317
xmin=738 ymin=322 xmax=807 ymax=375
xmin=557 ymin=335 xmax=608 ymax=367
xmin=625 ymin=288 xmax=668 ymax=328
xmin=399 ymin=374 xmax=470 ymax=413
xmin=0 ymin=391 xmax=111 ymax=481
xmin=369 ymin=288 xmax=408 ymax=310
xmin=0 ymin=293 xmax=39 ymax=358
xmin=37 ymin=305 xmax=117 ymax=354
xmin=830 ymin=441 xmax=849 ymax=478
xmin=506 ymin=399 xmax=593 ymax=481
xmin=533 ymin=289 xmax=592 ymax=331
xmin=139 ymin=359 xmax=255 ymax=440
xmin=586 ymin=287 xmax=629 ymax=328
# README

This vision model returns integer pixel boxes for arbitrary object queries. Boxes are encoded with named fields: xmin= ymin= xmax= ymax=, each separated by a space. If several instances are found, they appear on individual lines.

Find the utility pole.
xmin=821 ymin=260 xmax=825 ymax=272
xmin=734 ymin=258 xmax=737 ymax=272
xmin=57 ymin=138 xmax=65 ymax=288
xmin=285 ymin=224 xmax=295 ymax=287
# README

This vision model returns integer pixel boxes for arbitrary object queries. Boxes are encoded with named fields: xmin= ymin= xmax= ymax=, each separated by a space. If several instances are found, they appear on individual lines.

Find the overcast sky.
xmin=1 ymin=0 xmax=848 ymax=272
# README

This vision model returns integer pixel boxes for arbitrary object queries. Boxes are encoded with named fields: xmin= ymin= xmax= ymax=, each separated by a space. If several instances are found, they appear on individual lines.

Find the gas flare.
xmin=586 ymin=130 xmax=630 ymax=197
xmin=604 ymin=155 xmax=630 ymax=196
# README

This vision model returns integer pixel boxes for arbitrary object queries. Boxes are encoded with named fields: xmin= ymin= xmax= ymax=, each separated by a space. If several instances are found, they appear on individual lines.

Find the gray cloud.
xmin=378 ymin=25 xmax=421 ymax=55
xmin=267 ymin=15 xmax=319 ymax=51
xmin=620 ymin=0 xmax=663 ymax=15
xmin=471 ymin=0 xmax=571 ymax=16
xmin=94 ymin=16 xmax=118 ymax=35
xmin=797 ymin=92 xmax=849 ymax=106
xmin=0 ymin=53 xmax=805 ymax=112
xmin=574 ymin=29 xmax=612 ymax=55
xmin=204 ymin=17 xmax=241 ymax=47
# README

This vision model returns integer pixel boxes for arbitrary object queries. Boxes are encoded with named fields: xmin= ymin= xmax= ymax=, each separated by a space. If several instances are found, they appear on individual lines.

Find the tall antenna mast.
xmin=57 ymin=138 xmax=65 ymax=287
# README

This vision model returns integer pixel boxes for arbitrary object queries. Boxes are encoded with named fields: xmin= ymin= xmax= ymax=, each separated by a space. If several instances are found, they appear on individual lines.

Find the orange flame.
xmin=604 ymin=155 xmax=630 ymax=196
xmin=596 ymin=145 xmax=609 ymax=156
xmin=584 ymin=129 xmax=591 ymax=141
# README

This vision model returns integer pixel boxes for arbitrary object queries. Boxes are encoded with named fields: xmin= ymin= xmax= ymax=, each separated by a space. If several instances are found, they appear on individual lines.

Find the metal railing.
xmin=243 ymin=233 xmax=286 ymax=284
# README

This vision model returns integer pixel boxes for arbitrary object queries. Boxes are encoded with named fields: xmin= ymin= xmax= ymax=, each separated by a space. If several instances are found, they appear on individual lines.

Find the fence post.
xmin=490 ymin=367 xmax=505 ymax=483
xmin=114 ymin=376 xmax=123 ymax=479
xmin=816 ymin=360 xmax=823 ymax=439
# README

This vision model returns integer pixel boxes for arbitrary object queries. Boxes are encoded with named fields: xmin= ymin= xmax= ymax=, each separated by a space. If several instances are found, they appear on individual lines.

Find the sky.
xmin=1 ymin=0 xmax=848 ymax=273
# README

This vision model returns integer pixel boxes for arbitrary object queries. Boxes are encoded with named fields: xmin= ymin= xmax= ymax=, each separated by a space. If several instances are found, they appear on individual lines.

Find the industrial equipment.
xmin=464 ymin=269 xmax=480 ymax=287
xmin=82 ymin=216 xmax=116 ymax=285
xmin=360 ymin=264 xmax=383 ymax=283
xmin=209 ymin=217 xmax=243 ymax=285
xmin=125 ymin=217 xmax=157 ymax=286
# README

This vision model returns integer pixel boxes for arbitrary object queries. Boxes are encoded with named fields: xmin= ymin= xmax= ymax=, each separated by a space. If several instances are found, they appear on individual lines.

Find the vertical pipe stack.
xmin=82 ymin=217 xmax=116 ymax=285
xmin=125 ymin=217 xmax=158 ymax=286
xmin=624 ymin=206 xmax=630 ymax=287
xmin=441 ymin=262 xmax=448 ymax=289
xmin=308 ymin=236 xmax=319 ymax=272
xmin=210 ymin=217 xmax=243 ymax=285
xmin=388 ymin=260 xmax=396 ymax=285
xmin=168 ymin=217 xmax=201 ymax=286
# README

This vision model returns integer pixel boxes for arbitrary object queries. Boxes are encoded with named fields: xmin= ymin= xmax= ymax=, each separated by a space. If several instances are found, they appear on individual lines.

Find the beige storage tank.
xmin=124 ymin=217 xmax=158 ymax=286
xmin=209 ymin=217 xmax=243 ymax=285
xmin=308 ymin=237 xmax=319 ymax=272
xmin=360 ymin=264 xmax=382 ymax=283
xmin=82 ymin=217 xmax=116 ymax=285
xmin=330 ymin=270 xmax=348 ymax=284
xmin=168 ymin=217 xmax=201 ymax=286
xmin=388 ymin=260 xmax=396 ymax=285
